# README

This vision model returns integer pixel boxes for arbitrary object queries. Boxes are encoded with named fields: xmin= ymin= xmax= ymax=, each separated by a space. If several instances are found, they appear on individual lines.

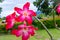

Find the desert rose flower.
xmin=6 ymin=12 xmax=16 ymax=30
xmin=14 ymin=2 xmax=36 ymax=24
xmin=56 ymin=4 xmax=60 ymax=14
xmin=12 ymin=24 xmax=37 ymax=40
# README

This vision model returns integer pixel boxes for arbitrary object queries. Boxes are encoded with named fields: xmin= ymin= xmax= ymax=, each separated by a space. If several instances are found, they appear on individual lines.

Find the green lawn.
xmin=0 ymin=28 xmax=60 ymax=40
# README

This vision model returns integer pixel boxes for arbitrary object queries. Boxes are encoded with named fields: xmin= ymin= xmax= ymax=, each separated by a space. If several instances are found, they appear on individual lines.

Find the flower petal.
xmin=16 ymin=30 xmax=22 ymax=37
xmin=6 ymin=12 xmax=16 ymax=30
xmin=6 ymin=16 xmax=12 ymax=22
xmin=6 ymin=22 xmax=14 ymax=30
xmin=11 ymin=12 xmax=16 ymax=18
xmin=17 ymin=15 xmax=25 ymax=22
xmin=18 ymin=24 xmax=26 ymax=29
xmin=56 ymin=6 xmax=60 ymax=14
xmin=11 ymin=29 xmax=18 ymax=35
xmin=15 ymin=16 xmax=21 ymax=22
xmin=22 ymin=31 xmax=30 ymax=40
xmin=27 ymin=26 xmax=35 ymax=36
xmin=11 ymin=29 xmax=22 ymax=37
xmin=29 ymin=10 xmax=36 ymax=16
xmin=23 ymin=2 xmax=30 ymax=10
xmin=14 ymin=7 xmax=23 ymax=14
xmin=28 ymin=29 xmax=35 ymax=36
xmin=26 ymin=16 xmax=32 ymax=24
xmin=6 ymin=12 xmax=16 ymax=22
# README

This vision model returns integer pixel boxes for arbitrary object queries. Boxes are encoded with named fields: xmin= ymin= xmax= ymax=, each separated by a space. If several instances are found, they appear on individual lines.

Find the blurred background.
xmin=0 ymin=0 xmax=60 ymax=40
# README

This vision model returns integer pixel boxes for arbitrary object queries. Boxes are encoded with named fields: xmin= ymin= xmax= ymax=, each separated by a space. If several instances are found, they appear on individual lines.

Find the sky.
xmin=0 ymin=0 xmax=37 ymax=17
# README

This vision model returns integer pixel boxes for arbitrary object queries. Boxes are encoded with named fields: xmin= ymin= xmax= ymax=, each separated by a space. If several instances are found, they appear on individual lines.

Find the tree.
xmin=54 ymin=0 xmax=60 ymax=4
xmin=0 ymin=0 xmax=4 ymax=2
xmin=0 ymin=0 xmax=4 ymax=13
xmin=0 ymin=0 xmax=4 ymax=18
xmin=33 ymin=0 xmax=56 ymax=15
xmin=0 ymin=7 xmax=2 ymax=14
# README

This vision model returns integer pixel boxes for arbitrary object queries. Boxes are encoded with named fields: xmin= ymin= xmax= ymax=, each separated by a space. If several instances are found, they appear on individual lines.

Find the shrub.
xmin=33 ymin=17 xmax=60 ymax=29
xmin=0 ymin=16 xmax=60 ymax=33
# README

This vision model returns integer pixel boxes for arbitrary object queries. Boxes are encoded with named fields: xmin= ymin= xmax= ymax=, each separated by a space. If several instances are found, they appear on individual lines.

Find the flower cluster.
xmin=6 ymin=2 xmax=38 ymax=40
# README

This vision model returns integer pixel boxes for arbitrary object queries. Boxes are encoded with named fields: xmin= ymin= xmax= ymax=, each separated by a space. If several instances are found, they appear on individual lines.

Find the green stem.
xmin=50 ymin=3 xmax=60 ymax=30
xmin=34 ymin=16 xmax=54 ymax=40
xmin=53 ymin=9 xmax=60 ymax=30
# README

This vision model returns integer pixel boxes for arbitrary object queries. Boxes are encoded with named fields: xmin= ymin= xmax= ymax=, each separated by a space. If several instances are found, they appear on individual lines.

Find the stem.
xmin=34 ymin=16 xmax=54 ymax=40
xmin=50 ymin=3 xmax=60 ymax=30
xmin=53 ymin=9 xmax=60 ymax=30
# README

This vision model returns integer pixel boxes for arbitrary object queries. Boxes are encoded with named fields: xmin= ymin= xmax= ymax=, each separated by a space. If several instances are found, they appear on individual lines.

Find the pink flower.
xmin=6 ymin=12 xmax=16 ymax=30
xmin=12 ymin=24 xmax=37 ymax=40
xmin=14 ymin=2 xmax=36 ymax=24
xmin=56 ymin=4 xmax=60 ymax=14
xmin=5 ymin=2 xmax=38 ymax=40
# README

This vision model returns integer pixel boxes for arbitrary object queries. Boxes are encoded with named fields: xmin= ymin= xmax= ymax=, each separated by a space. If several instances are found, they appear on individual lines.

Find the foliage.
xmin=0 ymin=24 xmax=8 ymax=34
xmin=0 ymin=7 xmax=2 ymax=14
xmin=0 ymin=0 xmax=4 ymax=18
xmin=2 ymin=17 xmax=6 ymax=20
xmin=0 ymin=16 xmax=60 ymax=33
xmin=0 ymin=0 xmax=4 ymax=2
xmin=37 ymin=13 xmax=46 ymax=18
xmin=33 ymin=0 xmax=57 ymax=15
xmin=33 ymin=16 xmax=60 ymax=29
xmin=0 ymin=22 xmax=22 ymax=34
xmin=0 ymin=15 xmax=60 ymax=33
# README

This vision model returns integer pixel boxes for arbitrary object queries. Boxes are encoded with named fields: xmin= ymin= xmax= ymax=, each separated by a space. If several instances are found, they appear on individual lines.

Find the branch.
xmin=34 ymin=16 xmax=54 ymax=40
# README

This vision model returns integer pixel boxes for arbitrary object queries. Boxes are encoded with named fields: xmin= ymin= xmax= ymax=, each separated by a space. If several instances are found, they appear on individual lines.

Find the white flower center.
xmin=23 ymin=11 xmax=28 ymax=17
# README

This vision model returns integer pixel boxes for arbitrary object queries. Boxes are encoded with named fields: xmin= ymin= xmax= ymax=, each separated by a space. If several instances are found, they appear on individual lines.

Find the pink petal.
xmin=28 ymin=29 xmax=35 ymax=36
xmin=23 ymin=2 xmax=30 ymax=10
xmin=17 ymin=15 xmax=25 ymax=22
xmin=14 ymin=7 xmax=23 ymax=14
xmin=6 ymin=12 xmax=16 ymax=22
xmin=28 ymin=26 xmax=38 ymax=36
xmin=6 ymin=16 xmax=12 ymax=22
xmin=12 ymin=30 xmax=22 ymax=37
xmin=11 ymin=29 xmax=18 ymax=35
xmin=29 ymin=10 xmax=36 ymax=16
xmin=6 ymin=12 xmax=16 ymax=30
xmin=29 ymin=26 xmax=38 ymax=30
xmin=56 ymin=4 xmax=60 ymax=14
xmin=22 ymin=32 xmax=30 ymax=40
xmin=6 ymin=22 xmax=14 ymax=30
xmin=11 ymin=12 xmax=16 ymax=18
xmin=15 ymin=17 xmax=21 ymax=22
xmin=27 ymin=26 xmax=35 ymax=36
xmin=26 ymin=16 xmax=32 ymax=24
xmin=56 ymin=6 xmax=60 ymax=14
xmin=6 ymin=17 xmax=14 ymax=23
xmin=16 ymin=30 xmax=22 ymax=37
xmin=18 ymin=24 xmax=26 ymax=29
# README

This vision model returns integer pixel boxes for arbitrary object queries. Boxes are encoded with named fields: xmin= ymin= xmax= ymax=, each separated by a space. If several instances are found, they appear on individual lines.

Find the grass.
xmin=0 ymin=29 xmax=60 ymax=40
